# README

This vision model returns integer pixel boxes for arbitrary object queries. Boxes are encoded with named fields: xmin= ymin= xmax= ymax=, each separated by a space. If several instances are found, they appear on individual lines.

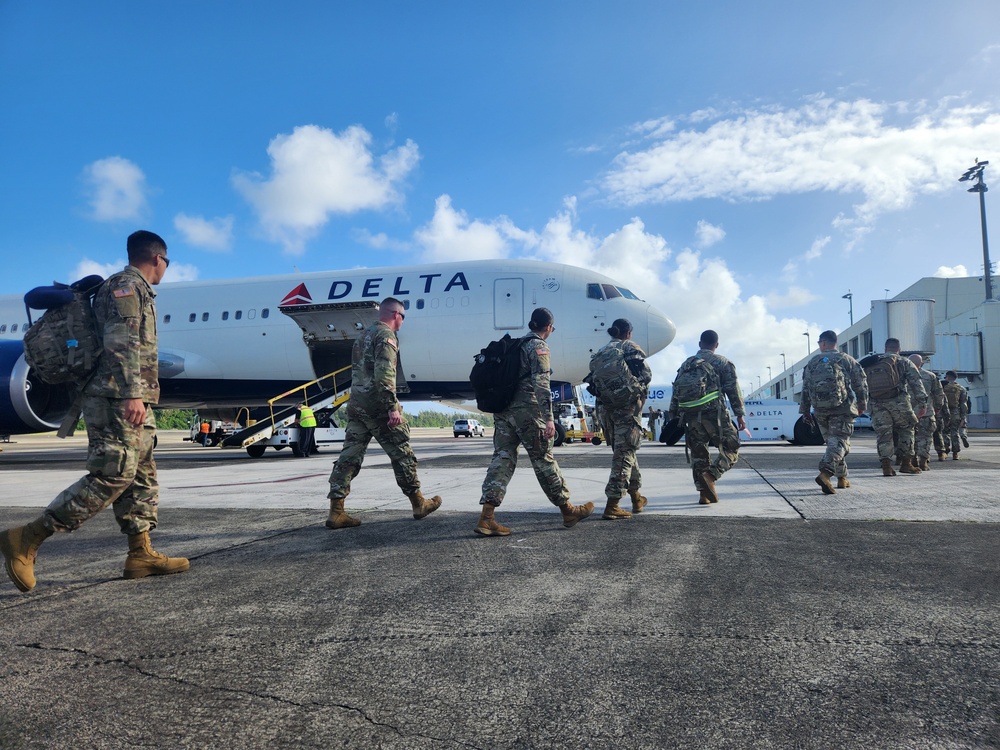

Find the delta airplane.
xmin=643 ymin=385 xmax=825 ymax=445
xmin=0 ymin=259 xmax=676 ymax=436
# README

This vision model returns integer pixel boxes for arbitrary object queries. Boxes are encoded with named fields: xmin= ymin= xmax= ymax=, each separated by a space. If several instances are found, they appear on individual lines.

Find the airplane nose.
xmin=645 ymin=306 xmax=676 ymax=355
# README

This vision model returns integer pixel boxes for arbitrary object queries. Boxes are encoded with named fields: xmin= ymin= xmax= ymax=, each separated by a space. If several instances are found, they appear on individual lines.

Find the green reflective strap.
xmin=678 ymin=390 xmax=720 ymax=409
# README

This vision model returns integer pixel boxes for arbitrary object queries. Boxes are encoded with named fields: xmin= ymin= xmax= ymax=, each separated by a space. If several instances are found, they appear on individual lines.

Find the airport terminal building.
xmin=757 ymin=276 xmax=1000 ymax=429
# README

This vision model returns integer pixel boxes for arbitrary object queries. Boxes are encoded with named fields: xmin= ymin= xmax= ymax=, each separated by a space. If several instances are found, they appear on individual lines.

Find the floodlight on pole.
xmin=958 ymin=159 xmax=994 ymax=302
xmin=842 ymin=291 xmax=854 ymax=326
xmin=767 ymin=365 xmax=772 ymax=381
xmin=780 ymin=352 xmax=786 ymax=371
xmin=803 ymin=331 xmax=811 ymax=356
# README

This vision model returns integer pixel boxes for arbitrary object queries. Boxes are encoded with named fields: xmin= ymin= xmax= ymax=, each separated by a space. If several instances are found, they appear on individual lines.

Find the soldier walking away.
xmin=476 ymin=308 xmax=594 ymax=536
xmin=799 ymin=330 xmax=868 ymax=494
xmin=860 ymin=338 xmax=928 ymax=477
xmin=909 ymin=355 xmax=945 ymax=471
xmin=668 ymin=330 xmax=746 ymax=505
xmin=325 ymin=298 xmax=442 ymax=529
xmin=0 ymin=231 xmax=189 ymax=593
xmin=296 ymin=402 xmax=316 ymax=457
xmin=586 ymin=318 xmax=652 ymax=519
xmin=942 ymin=370 xmax=969 ymax=460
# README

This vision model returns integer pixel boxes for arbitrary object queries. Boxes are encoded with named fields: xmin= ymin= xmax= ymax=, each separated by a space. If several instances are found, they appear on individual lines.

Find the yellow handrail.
xmin=264 ymin=365 xmax=352 ymax=430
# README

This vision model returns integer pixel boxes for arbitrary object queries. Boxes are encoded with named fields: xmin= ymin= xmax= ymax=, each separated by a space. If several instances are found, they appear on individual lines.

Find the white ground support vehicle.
xmin=453 ymin=419 xmax=485 ymax=437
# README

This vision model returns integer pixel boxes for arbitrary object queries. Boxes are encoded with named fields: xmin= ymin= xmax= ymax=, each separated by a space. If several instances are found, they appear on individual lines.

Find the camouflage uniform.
xmin=44 ymin=266 xmax=161 ymax=535
xmin=932 ymin=396 xmax=951 ymax=457
xmin=914 ymin=368 xmax=945 ymax=464
xmin=799 ymin=350 xmax=868 ymax=481
xmin=481 ymin=333 xmax=570 ymax=507
xmin=942 ymin=381 xmax=969 ymax=455
xmin=868 ymin=354 xmax=927 ymax=461
xmin=669 ymin=349 xmax=745 ymax=493
xmin=594 ymin=340 xmax=651 ymax=501
xmin=328 ymin=321 xmax=421 ymax=501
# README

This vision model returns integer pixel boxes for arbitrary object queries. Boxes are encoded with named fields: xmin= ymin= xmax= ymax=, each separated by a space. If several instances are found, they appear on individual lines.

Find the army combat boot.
xmin=629 ymin=489 xmax=648 ymax=514
xmin=123 ymin=532 xmax=190 ymax=580
xmin=701 ymin=471 xmax=719 ymax=503
xmin=474 ymin=503 xmax=510 ymax=537
xmin=698 ymin=489 xmax=711 ymax=505
xmin=952 ymin=451 xmax=960 ymax=460
xmin=408 ymin=491 xmax=442 ymax=520
xmin=560 ymin=501 xmax=595 ymax=528
xmin=326 ymin=498 xmax=361 ymax=529
xmin=899 ymin=456 xmax=921 ymax=474
xmin=937 ymin=450 xmax=946 ymax=462
xmin=880 ymin=458 xmax=897 ymax=477
xmin=602 ymin=498 xmax=632 ymax=520
xmin=918 ymin=456 xmax=930 ymax=471
xmin=815 ymin=469 xmax=836 ymax=495
xmin=837 ymin=476 xmax=851 ymax=489
xmin=0 ymin=518 xmax=54 ymax=592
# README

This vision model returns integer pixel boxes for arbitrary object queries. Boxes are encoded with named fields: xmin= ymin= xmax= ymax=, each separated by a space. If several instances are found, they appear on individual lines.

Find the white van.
xmin=453 ymin=419 xmax=485 ymax=438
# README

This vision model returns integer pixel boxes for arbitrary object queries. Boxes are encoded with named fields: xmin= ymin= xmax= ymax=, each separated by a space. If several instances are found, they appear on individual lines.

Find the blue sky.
xmin=3 ymin=1 xmax=1000 ymax=390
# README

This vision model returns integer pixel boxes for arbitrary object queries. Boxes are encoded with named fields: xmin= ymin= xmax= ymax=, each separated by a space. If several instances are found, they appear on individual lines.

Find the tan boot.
xmin=952 ymin=452 xmax=960 ymax=460
xmin=474 ymin=504 xmax=510 ymax=536
xmin=899 ymin=456 xmax=921 ymax=474
xmin=602 ymin=499 xmax=633 ymax=520
xmin=918 ymin=457 xmax=930 ymax=471
xmin=815 ymin=469 xmax=836 ymax=495
xmin=408 ymin=491 xmax=442 ymax=520
xmin=628 ymin=490 xmax=648 ymax=514
xmin=880 ymin=458 xmax=897 ymax=477
xmin=701 ymin=471 xmax=719 ymax=503
xmin=560 ymin=501 xmax=595 ymax=528
xmin=0 ymin=518 xmax=53 ymax=592
xmin=698 ymin=489 xmax=711 ymax=505
xmin=837 ymin=477 xmax=850 ymax=489
xmin=123 ymin=531 xmax=190 ymax=580
xmin=937 ymin=451 xmax=946 ymax=462
xmin=326 ymin=497 xmax=361 ymax=529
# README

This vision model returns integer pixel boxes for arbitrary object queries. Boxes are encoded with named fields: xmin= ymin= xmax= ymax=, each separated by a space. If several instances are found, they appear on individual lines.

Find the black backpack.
xmin=469 ymin=334 xmax=529 ymax=413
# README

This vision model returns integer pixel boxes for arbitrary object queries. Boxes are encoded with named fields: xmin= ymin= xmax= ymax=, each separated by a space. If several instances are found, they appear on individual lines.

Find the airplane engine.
xmin=0 ymin=341 xmax=75 ymax=434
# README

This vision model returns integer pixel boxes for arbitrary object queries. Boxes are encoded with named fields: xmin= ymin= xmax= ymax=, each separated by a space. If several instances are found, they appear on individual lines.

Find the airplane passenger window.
xmin=602 ymin=284 xmax=622 ymax=299
xmin=222 ymin=311 xmax=229 ymax=321
xmin=10 ymin=324 xmax=17 ymax=332
xmin=163 ymin=314 xmax=171 ymax=324
xmin=402 ymin=300 xmax=410 ymax=310
xmin=0 ymin=325 xmax=6 ymax=333
xmin=202 ymin=313 xmax=209 ymax=322
xmin=261 ymin=308 xmax=269 ymax=318
xmin=616 ymin=287 xmax=641 ymax=300
xmin=248 ymin=309 xmax=256 ymax=320
xmin=189 ymin=313 xmax=197 ymax=323
xmin=235 ymin=310 xmax=242 ymax=320
xmin=587 ymin=283 xmax=604 ymax=300
xmin=416 ymin=299 xmax=424 ymax=309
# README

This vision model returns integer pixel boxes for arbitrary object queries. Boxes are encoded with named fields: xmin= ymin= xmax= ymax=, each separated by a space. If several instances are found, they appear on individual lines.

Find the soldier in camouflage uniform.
xmin=475 ymin=308 xmax=594 ymax=536
xmin=932 ymin=393 xmax=952 ymax=462
xmin=863 ymin=338 xmax=927 ymax=477
xmin=941 ymin=370 xmax=969 ymax=460
xmin=325 ymin=297 xmax=442 ymax=529
xmin=908 ymin=354 xmax=945 ymax=470
xmin=1 ymin=231 xmax=189 ymax=593
xmin=668 ymin=330 xmax=746 ymax=505
xmin=800 ymin=330 xmax=868 ymax=494
xmin=590 ymin=318 xmax=652 ymax=520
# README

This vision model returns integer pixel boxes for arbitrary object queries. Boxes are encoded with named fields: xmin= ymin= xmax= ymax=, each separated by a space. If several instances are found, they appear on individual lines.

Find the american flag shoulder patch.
xmin=113 ymin=288 xmax=135 ymax=298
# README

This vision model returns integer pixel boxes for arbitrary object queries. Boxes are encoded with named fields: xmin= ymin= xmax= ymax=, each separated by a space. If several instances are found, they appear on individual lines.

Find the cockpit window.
xmin=616 ymin=287 xmax=640 ymax=300
xmin=601 ymin=284 xmax=622 ymax=299
xmin=587 ymin=283 xmax=604 ymax=300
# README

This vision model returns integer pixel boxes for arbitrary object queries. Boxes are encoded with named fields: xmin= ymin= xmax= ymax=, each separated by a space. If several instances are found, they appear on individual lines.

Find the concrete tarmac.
xmin=1 ymin=429 xmax=998 ymax=749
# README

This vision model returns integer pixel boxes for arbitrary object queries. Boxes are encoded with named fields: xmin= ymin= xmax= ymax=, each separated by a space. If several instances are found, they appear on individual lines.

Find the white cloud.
xmin=82 ymin=157 xmax=148 ymax=222
xmin=603 ymin=97 xmax=1000 ymax=244
xmin=933 ymin=264 xmax=969 ymax=278
xmin=352 ymin=227 xmax=411 ymax=252
xmin=72 ymin=257 xmax=198 ymax=283
xmin=695 ymin=220 xmax=726 ymax=247
xmin=804 ymin=236 xmax=830 ymax=261
xmin=174 ymin=213 xmax=234 ymax=252
xmin=766 ymin=286 xmax=819 ymax=309
xmin=414 ymin=194 xmax=518 ymax=262
xmin=233 ymin=124 xmax=420 ymax=255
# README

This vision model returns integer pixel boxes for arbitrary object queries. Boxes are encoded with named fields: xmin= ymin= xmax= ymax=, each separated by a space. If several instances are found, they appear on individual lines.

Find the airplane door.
xmin=494 ymin=278 xmax=524 ymax=329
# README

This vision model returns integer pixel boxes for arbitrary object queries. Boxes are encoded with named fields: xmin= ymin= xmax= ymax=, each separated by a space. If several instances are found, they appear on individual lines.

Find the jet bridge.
xmin=220 ymin=366 xmax=352 ymax=456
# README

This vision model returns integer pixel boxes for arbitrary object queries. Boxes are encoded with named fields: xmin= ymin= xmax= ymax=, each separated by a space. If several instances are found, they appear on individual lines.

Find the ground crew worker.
xmin=296 ymin=403 xmax=316 ymax=458
xmin=800 ymin=330 xmax=868 ymax=494
xmin=588 ymin=318 xmax=652 ymax=519
xmin=0 ymin=230 xmax=189 ymax=593
xmin=324 ymin=297 xmax=442 ymax=528
xmin=909 ymin=354 xmax=945 ymax=471
xmin=199 ymin=419 xmax=211 ymax=446
xmin=942 ymin=371 xmax=969 ymax=460
xmin=862 ymin=338 xmax=927 ymax=476
xmin=475 ymin=307 xmax=594 ymax=536
xmin=668 ymin=330 xmax=746 ymax=505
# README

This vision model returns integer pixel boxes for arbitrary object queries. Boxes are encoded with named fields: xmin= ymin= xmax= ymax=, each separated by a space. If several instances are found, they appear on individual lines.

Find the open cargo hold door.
xmin=278 ymin=299 xmax=408 ymax=394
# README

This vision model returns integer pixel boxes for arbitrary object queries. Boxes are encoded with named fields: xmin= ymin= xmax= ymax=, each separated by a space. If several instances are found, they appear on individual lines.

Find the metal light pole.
xmin=766 ymin=366 xmax=772 ymax=395
xmin=780 ymin=352 xmax=786 ymax=372
xmin=959 ymin=160 xmax=994 ymax=301
xmin=842 ymin=291 xmax=853 ymax=326
xmin=767 ymin=365 xmax=772 ymax=381
xmin=803 ymin=331 xmax=811 ymax=356
xmin=757 ymin=375 xmax=762 ymax=390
